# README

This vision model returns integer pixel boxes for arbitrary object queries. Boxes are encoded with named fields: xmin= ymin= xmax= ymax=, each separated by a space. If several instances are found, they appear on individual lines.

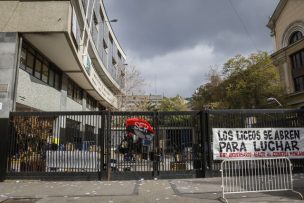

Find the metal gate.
xmin=109 ymin=111 xmax=202 ymax=180
xmin=5 ymin=111 xmax=203 ymax=180
xmin=6 ymin=112 xmax=106 ymax=180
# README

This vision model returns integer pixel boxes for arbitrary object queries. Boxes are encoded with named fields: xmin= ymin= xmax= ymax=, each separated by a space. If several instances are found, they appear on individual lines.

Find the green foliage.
xmin=191 ymin=51 xmax=285 ymax=110
xmin=158 ymin=95 xmax=188 ymax=111
xmin=135 ymin=98 xmax=158 ymax=111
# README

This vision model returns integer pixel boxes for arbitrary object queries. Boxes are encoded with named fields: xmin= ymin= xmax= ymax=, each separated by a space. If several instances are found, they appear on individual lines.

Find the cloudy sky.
xmin=104 ymin=0 xmax=280 ymax=98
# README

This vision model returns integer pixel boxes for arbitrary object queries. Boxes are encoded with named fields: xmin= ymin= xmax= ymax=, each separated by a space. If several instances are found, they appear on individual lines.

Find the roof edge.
xmin=267 ymin=0 xmax=288 ymax=29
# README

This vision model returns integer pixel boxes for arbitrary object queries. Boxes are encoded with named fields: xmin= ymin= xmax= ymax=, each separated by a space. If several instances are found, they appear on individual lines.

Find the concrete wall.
xmin=17 ymin=69 xmax=62 ymax=111
xmin=0 ymin=33 xmax=19 ymax=118
xmin=275 ymin=0 xmax=304 ymax=49
xmin=0 ymin=1 xmax=70 ymax=33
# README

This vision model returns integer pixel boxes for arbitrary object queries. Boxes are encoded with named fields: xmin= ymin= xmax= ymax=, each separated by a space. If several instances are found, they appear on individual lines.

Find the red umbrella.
xmin=126 ymin=118 xmax=155 ymax=143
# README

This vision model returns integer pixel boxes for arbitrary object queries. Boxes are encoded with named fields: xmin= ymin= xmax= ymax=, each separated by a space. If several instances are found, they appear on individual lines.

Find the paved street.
xmin=1 ymin=174 xmax=304 ymax=203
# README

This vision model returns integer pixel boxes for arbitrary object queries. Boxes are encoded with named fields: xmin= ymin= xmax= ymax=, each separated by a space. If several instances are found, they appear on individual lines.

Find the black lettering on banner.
xmin=268 ymin=141 xmax=275 ymax=151
xmin=291 ymin=140 xmax=299 ymax=151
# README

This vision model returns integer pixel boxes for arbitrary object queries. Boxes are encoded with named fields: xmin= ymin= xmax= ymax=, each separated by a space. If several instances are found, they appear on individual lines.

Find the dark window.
xmin=67 ymin=79 xmax=83 ymax=104
xmin=93 ymin=12 xmax=98 ymax=26
xmin=117 ymin=51 xmax=122 ymax=59
xmin=34 ymin=58 xmax=42 ymax=79
xmin=85 ymin=125 xmax=95 ymax=141
xmin=109 ymin=33 xmax=113 ymax=44
xmin=54 ymin=73 xmax=61 ymax=90
xmin=42 ymin=62 xmax=49 ymax=83
xmin=103 ymin=39 xmax=108 ymax=51
xmin=64 ymin=119 xmax=82 ymax=150
xmin=86 ymin=94 xmax=97 ymax=110
xmin=294 ymin=77 xmax=304 ymax=92
xmin=20 ymin=48 xmax=27 ymax=70
xmin=20 ymin=41 xmax=61 ymax=90
xmin=289 ymin=31 xmax=303 ymax=45
xmin=112 ymin=57 xmax=117 ymax=66
xmin=48 ymin=69 xmax=55 ymax=87
xmin=291 ymin=49 xmax=304 ymax=92
xmin=98 ymin=103 xmax=106 ymax=111
xmin=26 ymin=51 xmax=34 ymax=74
xmin=291 ymin=50 xmax=304 ymax=70
xmin=83 ymin=124 xmax=95 ymax=150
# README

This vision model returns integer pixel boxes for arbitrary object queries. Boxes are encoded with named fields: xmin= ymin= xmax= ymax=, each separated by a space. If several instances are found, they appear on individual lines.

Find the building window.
xmin=112 ymin=57 xmax=117 ymax=66
xmin=34 ymin=56 xmax=42 ymax=79
xmin=98 ymin=103 xmax=106 ymax=111
xmin=289 ymin=31 xmax=303 ymax=45
xmin=117 ymin=51 xmax=122 ymax=59
xmin=83 ymin=124 xmax=95 ymax=150
xmin=109 ymin=33 xmax=113 ymax=44
xmin=291 ymin=50 xmax=304 ymax=70
xmin=291 ymin=49 xmax=304 ymax=92
xmin=26 ymin=50 xmax=34 ymax=74
xmin=19 ymin=41 xmax=62 ymax=90
xmin=86 ymin=94 xmax=97 ymax=110
xmin=67 ymin=79 xmax=83 ymax=104
xmin=64 ymin=119 xmax=82 ymax=150
xmin=93 ymin=12 xmax=98 ymax=27
xmin=103 ymin=39 xmax=108 ymax=53
xmin=294 ymin=76 xmax=304 ymax=92
xmin=42 ymin=62 xmax=49 ymax=83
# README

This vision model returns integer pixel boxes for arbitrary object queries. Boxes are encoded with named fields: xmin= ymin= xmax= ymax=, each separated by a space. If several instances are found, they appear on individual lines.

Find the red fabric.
xmin=126 ymin=118 xmax=155 ymax=134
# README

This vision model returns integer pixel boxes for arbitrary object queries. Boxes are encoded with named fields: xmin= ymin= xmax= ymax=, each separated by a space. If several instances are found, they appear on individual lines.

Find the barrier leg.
xmin=291 ymin=190 xmax=304 ymax=200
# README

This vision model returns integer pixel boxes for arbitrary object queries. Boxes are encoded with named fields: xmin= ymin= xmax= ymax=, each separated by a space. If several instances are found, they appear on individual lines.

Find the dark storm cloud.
xmin=104 ymin=0 xmax=280 ymax=97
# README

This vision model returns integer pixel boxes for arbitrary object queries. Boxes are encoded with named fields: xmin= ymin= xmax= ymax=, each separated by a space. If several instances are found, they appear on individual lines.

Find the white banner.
xmin=212 ymin=128 xmax=304 ymax=160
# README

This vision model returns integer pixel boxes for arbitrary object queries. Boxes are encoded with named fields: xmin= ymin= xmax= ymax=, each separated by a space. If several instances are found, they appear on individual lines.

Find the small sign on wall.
xmin=0 ymin=84 xmax=8 ymax=92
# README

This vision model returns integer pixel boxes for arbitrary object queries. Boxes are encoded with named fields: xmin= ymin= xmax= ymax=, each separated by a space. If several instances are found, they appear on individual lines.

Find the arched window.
xmin=289 ymin=31 xmax=303 ymax=45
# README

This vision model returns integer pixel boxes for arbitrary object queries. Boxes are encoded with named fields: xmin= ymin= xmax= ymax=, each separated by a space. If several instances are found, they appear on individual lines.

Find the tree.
xmin=118 ymin=65 xmax=146 ymax=110
xmin=191 ymin=51 xmax=285 ymax=109
xmin=158 ymin=95 xmax=188 ymax=111
xmin=135 ymin=97 xmax=158 ymax=111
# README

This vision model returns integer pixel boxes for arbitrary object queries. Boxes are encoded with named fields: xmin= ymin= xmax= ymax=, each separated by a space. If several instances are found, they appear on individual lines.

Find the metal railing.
xmin=220 ymin=157 xmax=303 ymax=203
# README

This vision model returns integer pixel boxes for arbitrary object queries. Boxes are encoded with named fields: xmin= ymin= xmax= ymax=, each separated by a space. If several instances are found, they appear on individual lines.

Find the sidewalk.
xmin=0 ymin=174 xmax=304 ymax=203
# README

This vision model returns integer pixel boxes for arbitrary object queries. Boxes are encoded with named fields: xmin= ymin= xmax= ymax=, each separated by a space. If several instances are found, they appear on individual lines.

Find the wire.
xmin=228 ymin=0 xmax=258 ymax=51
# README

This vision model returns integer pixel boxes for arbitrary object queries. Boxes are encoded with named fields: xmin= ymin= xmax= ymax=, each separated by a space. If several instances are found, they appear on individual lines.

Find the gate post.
xmin=201 ymin=110 xmax=209 ymax=178
xmin=98 ymin=111 xmax=105 ymax=180
xmin=0 ymin=117 xmax=10 ymax=182
xmin=153 ymin=111 xmax=160 ymax=178
xmin=106 ymin=111 xmax=112 ymax=181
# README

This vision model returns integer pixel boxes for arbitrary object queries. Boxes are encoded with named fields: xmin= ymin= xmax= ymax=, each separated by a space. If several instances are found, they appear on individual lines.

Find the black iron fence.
xmin=1 ymin=109 xmax=304 ymax=181
xmin=4 ymin=111 xmax=202 ymax=180
xmin=206 ymin=109 xmax=304 ymax=176
xmin=5 ymin=112 xmax=108 ymax=180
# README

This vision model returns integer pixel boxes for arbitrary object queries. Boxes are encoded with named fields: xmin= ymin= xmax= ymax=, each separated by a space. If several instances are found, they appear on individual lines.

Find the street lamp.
xmin=266 ymin=97 xmax=283 ymax=107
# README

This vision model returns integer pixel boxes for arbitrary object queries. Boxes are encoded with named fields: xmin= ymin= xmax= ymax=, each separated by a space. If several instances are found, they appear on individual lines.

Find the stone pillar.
xmin=0 ymin=33 xmax=20 ymax=118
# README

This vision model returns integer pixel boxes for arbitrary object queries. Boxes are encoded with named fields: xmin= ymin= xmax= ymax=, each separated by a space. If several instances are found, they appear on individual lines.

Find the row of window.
xmin=20 ymin=41 xmax=106 ymax=110
xmin=67 ymin=79 xmax=83 ymax=104
xmin=61 ymin=119 xmax=96 ymax=150
xmin=20 ymin=42 xmax=61 ymax=90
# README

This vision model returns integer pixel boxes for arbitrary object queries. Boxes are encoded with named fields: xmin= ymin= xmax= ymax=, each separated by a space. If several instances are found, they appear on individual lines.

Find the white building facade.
xmin=0 ymin=0 xmax=127 ymax=118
